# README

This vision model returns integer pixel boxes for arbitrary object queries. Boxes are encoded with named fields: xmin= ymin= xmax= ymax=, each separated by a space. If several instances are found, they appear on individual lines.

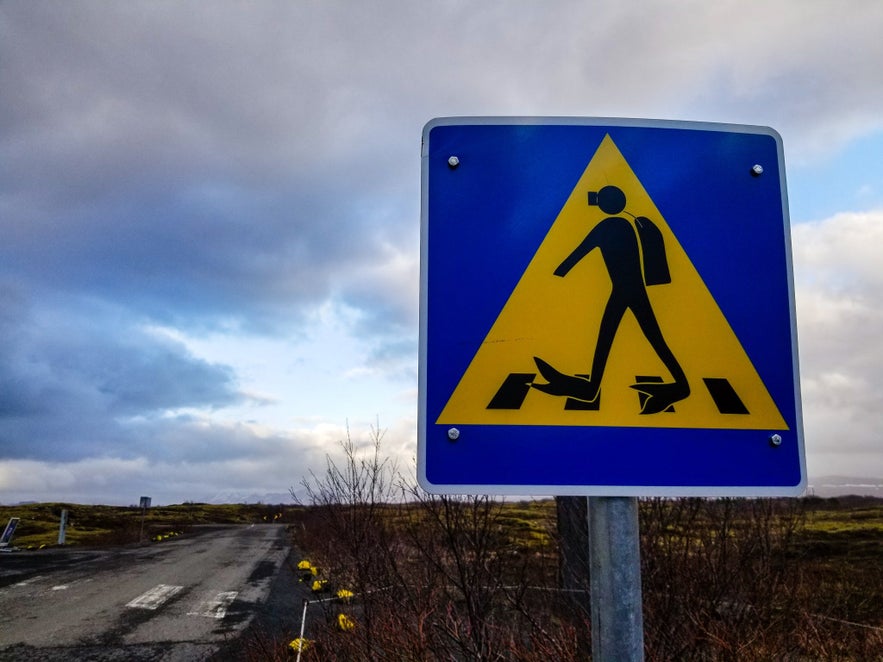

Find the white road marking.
xmin=126 ymin=584 xmax=184 ymax=610
xmin=51 ymin=585 xmax=69 ymax=591
xmin=187 ymin=591 xmax=238 ymax=619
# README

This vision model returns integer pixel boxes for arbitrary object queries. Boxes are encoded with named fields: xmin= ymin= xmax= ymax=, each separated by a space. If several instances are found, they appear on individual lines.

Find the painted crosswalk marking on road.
xmin=126 ymin=584 xmax=184 ymax=610
xmin=187 ymin=591 xmax=238 ymax=619
xmin=50 ymin=578 xmax=91 ymax=592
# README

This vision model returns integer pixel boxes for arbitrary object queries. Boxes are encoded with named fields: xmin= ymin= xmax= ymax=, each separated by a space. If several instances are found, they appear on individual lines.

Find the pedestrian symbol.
xmin=436 ymin=134 xmax=788 ymax=430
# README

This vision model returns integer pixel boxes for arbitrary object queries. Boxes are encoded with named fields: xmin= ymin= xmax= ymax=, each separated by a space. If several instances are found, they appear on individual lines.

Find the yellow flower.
xmin=297 ymin=560 xmax=312 ymax=570
xmin=336 ymin=588 xmax=354 ymax=602
xmin=289 ymin=637 xmax=311 ymax=652
xmin=337 ymin=613 xmax=356 ymax=632
xmin=311 ymin=579 xmax=327 ymax=592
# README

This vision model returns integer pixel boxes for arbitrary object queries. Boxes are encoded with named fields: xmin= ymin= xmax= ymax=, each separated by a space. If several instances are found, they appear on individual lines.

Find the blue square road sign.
xmin=419 ymin=117 xmax=805 ymax=497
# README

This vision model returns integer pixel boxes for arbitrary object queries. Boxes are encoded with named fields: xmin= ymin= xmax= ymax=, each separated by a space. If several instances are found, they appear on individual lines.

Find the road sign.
xmin=1 ymin=517 xmax=20 ymax=548
xmin=419 ymin=117 xmax=805 ymax=496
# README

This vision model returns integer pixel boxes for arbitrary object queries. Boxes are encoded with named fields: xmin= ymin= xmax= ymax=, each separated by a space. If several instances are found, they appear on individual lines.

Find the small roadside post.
xmin=139 ymin=496 xmax=152 ymax=543
xmin=58 ymin=508 xmax=69 ymax=545
xmin=419 ymin=117 xmax=805 ymax=660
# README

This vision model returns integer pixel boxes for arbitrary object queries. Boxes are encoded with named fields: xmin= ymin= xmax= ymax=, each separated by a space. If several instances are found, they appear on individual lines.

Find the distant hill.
xmin=228 ymin=481 xmax=883 ymax=501
xmin=206 ymin=490 xmax=297 ymax=505
xmin=203 ymin=480 xmax=883 ymax=503
xmin=807 ymin=476 xmax=883 ymax=498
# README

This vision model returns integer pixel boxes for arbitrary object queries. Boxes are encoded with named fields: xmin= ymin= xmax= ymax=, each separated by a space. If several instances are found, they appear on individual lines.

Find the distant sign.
xmin=419 ymin=117 xmax=805 ymax=496
xmin=140 ymin=496 xmax=152 ymax=509
xmin=1 ymin=517 xmax=20 ymax=547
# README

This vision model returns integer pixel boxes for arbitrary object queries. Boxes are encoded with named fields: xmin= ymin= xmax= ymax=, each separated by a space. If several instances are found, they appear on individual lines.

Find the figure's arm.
xmin=555 ymin=232 xmax=597 ymax=277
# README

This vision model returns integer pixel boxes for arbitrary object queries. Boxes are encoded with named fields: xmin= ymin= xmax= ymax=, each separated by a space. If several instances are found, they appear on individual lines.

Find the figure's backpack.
xmin=635 ymin=216 xmax=671 ymax=286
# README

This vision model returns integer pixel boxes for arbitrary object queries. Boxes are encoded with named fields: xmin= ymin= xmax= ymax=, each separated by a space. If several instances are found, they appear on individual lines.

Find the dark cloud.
xmin=5 ymin=0 xmax=877 ymax=336
xmin=0 ymin=286 xmax=243 ymax=461
xmin=0 ymin=1 xmax=420 ymax=337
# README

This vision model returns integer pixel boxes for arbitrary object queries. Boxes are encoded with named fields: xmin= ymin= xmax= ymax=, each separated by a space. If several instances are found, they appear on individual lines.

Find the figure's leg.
xmin=531 ymin=295 xmax=627 ymax=403
xmin=588 ymin=294 xmax=629 ymax=392
xmin=629 ymin=295 xmax=690 ymax=413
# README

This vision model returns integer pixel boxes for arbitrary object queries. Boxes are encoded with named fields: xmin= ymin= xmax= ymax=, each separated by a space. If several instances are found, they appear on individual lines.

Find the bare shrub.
xmin=640 ymin=497 xmax=808 ymax=660
xmin=292 ymin=426 xmax=579 ymax=660
xmin=289 ymin=431 xmax=881 ymax=660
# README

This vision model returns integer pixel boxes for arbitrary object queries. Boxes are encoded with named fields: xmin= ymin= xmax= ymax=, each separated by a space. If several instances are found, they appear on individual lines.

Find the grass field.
xmin=3 ymin=495 xmax=880 ymax=659
xmin=0 ymin=501 xmax=299 ymax=548
xmin=283 ymin=492 xmax=882 ymax=661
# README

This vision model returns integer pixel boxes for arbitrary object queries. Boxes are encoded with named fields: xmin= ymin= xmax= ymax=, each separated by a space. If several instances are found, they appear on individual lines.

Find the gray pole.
xmin=58 ymin=509 xmax=68 ymax=545
xmin=588 ymin=496 xmax=644 ymax=662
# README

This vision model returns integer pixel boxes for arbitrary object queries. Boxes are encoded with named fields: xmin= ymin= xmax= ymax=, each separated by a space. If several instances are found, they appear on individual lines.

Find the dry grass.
xmin=0 ymin=502 xmax=300 ymax=548
xmin=273 ymin=435 xmax=882 ymax=661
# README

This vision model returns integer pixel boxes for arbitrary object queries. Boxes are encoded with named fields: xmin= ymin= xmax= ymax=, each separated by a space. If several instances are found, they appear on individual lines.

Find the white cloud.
xmin=793 ymin=210 xmax=883 ymax=477
xmin=0 ymin=418 xmax=416 ymax=505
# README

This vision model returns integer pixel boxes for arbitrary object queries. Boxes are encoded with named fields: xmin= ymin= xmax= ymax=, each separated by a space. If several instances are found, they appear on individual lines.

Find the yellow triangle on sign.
xmin=437 ymin=134 xmax=788 ymax=430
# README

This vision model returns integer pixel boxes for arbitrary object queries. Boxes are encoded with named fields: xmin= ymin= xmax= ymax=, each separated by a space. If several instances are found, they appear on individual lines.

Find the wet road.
xmin=0 ymin=524 xmax=296 ymax=661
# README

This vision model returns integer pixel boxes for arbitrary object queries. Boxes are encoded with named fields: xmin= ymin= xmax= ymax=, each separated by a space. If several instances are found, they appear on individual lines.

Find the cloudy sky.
xmin=2 ymin=0 xmax=882 ymax=505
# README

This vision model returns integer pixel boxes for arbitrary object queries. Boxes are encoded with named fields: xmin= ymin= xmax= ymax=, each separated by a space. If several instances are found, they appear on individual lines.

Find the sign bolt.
xmin=751 ymin=164 xmax=764 ymax=177
xmin=447 ymin=427 xmax=460 ymax=441
xmin=447 ymin=156 xmax=460 ymax=169
xmin=769 ymin=433 xmax=783 ymax=447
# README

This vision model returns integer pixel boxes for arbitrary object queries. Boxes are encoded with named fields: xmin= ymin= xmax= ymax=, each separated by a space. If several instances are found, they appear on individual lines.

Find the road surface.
xmin=0 ymin=524 xmax=300 ymax=661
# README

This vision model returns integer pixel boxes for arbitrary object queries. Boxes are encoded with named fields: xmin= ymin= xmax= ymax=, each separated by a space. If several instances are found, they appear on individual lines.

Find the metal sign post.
xmin=419 ymin=117 xmax=804 ymax=661
xmin=588 ymin=496 xmax=644 ymax=661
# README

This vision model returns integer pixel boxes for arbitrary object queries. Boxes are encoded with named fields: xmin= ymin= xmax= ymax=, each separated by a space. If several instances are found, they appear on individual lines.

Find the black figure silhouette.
xmin=531 ymin=185 xmax=690 ymax=414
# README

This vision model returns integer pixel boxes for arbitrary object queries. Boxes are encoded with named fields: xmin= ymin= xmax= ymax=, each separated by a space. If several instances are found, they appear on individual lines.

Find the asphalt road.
xmin=0 ymin=524 xmax=303 ymax=661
